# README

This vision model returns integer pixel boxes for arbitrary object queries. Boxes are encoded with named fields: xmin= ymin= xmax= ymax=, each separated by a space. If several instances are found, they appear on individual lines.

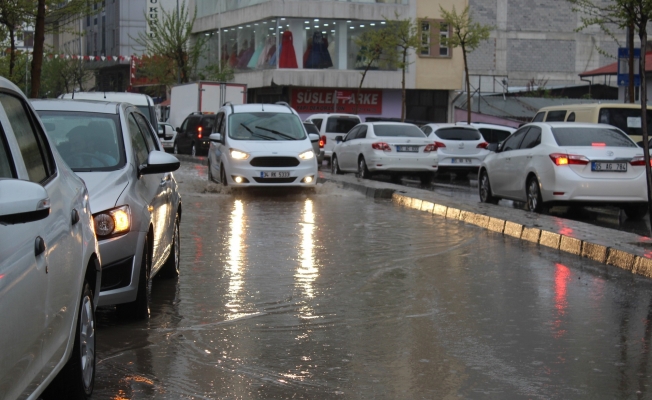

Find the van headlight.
xmin=93 ymin=205 xmax=131 ymax=238
xmin=230 ymin=148 xmax=250 ymax=160
xmin=299 ymin=150 xmax=315 ymax=160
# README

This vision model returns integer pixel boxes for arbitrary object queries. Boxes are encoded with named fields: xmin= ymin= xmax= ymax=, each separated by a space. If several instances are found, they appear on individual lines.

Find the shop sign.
xmin=291 ymin=88 xmax=382 ymax=114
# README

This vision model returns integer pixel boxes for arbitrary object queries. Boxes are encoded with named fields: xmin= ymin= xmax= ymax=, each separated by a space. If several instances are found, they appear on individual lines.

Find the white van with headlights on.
xmin=208 ymin=102 xmax=319 ymax=188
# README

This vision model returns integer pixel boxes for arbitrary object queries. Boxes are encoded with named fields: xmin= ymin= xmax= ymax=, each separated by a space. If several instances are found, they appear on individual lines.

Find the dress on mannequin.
xmin=279 ymin=30 xmax=298 ymax=68
xmin=305 ymin=31 xmax=333 ymax=69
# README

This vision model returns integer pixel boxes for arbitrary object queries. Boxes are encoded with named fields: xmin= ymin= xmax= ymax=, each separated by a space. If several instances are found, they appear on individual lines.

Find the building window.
xmin=419 ymin=19 xmax=451 ymax=58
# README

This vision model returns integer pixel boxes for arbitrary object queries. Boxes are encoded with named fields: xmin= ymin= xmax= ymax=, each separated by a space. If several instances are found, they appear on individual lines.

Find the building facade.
xmin=191 ymin=0 xmax=466 ymax=122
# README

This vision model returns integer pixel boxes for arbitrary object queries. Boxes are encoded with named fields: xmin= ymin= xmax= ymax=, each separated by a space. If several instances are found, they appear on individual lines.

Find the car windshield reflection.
xmin=229 ymin=112 xmax=306 ymax=141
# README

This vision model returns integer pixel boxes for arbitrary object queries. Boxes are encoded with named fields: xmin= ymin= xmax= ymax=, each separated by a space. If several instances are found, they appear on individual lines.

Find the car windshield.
xmin=373 ymin=124 xmax=426 ymax=138
xmin=325 ymin=117 xmax=359 ymax=133
xmin=37 ymin=111 xmax=124 ymax=171
xmin=435 ymin=128 xmax=481 ymax=140
xmin=551 ymin=127 xmax=637 ymax=147
xmin=229 ymin=112 xmax=306 ymax=141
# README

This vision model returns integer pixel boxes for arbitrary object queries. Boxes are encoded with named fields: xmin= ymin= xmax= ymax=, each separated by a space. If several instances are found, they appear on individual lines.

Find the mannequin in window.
xmin=228 ymin=43 xmax=238 ymax=68
xmin=305 ymin=31 xmax=333 ymax=69
xmin=248 ymin=37 xmax=266 ymax=69
xmin=279 ymin=30 xmax=298 ymax=68
xmin=257 ymin=36 xmax=275 ymax=68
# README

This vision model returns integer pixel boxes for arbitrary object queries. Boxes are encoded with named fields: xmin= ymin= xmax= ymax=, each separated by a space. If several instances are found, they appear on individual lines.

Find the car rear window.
xmin=304 ymin=123 xmax=320 ymax=135
xmin=373 ymin=124 xmax=426 ymax=138
xmin=435 ymin=128 xmax=481 ymax=140
xmin=325 ymin=117 xmax=360 ymax=133
xmin=551 ymin=127 xmax=637 ymax=147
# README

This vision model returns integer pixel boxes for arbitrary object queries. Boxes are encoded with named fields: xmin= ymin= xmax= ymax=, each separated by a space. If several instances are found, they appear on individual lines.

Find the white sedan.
xmin=421 ymin=123 xmax=489 ymax=176
xmin=479 ymin=122 xmax=649 ymax=219
xmin=331 ymin=122 xmax=439 ymax=184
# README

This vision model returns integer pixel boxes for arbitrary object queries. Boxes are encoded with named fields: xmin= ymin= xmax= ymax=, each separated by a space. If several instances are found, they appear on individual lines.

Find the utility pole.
xmin=176 ymin=0 xmax=181 ymax=83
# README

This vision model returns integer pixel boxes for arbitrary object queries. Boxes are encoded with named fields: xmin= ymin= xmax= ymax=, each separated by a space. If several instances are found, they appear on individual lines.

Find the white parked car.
xmin=455 ymin=122 xmax=516 ymax=144
xmin=421 ymin=123 xmax=489 ymax=177
xmin=158 ymin=121 xmax=177 ymax=152
xmin=331 ymin=122 xmax=439 ymax=184
xmin=304 ymin=113 xmax=361 ymax=161
xmin=208 ymin=103 xmax=319 ymax=188
xmin=479 ymin=122 xmax=649 ymax=219
xmin=0 ymin=78 xmax=101 ymax=399
xmin=33 ymin=99 xmax=182 ymax=320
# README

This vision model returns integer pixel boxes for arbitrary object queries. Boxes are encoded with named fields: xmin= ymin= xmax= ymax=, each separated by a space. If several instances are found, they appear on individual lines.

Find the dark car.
xmin=304 ymin=122 xmax=324 ymax=164
xmin=174 ymin=112 xmax=216 ymax=156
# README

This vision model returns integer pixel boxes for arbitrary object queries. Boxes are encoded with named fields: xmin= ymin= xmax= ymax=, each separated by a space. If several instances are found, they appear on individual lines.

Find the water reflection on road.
xmin=90 ymin=164 xmax=652 ymax=399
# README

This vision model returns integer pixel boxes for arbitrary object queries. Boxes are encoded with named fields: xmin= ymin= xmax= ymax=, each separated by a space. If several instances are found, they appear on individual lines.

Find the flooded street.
xmin=90 ymin=162 xmax=652 ymax=399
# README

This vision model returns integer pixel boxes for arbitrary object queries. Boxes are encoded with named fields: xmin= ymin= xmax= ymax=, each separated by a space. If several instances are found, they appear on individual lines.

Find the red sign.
xmin=291 ymin=88 xmax=383 ymax=114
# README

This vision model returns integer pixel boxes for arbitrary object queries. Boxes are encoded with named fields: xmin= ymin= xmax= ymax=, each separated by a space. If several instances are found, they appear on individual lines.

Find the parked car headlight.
xmin=93 ymin=205 xmax=131 ymax=238
xmin=299 ymin=150 xmax=315 ymax=160
xmin=230 ymin=148 xmax=250 ymax=160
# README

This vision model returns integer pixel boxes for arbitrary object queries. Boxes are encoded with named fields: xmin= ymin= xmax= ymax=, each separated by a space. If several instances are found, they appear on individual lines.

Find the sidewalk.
xmin=318 ymin=170 xmax=652 ymax=279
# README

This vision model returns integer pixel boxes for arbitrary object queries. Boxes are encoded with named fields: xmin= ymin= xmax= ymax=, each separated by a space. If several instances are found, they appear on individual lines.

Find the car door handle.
xmin=35 ymin=236 xmax=46 ymax=257
xmin=71 ymin=209 xmax=80 ymax=225
xmin=526 ymin=155 xmax=533 ymax=159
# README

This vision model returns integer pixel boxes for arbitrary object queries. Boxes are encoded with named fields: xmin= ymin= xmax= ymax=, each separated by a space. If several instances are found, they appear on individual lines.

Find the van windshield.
xmin=598 ymin=108 xmax=652 ymax=141
xmin=229 ymin=112 xmax=306 ymax=141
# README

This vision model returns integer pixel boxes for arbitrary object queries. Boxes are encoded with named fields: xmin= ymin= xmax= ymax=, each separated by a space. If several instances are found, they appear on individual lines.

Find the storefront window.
xmin=196 ymin=0 xmax=408 ymax=18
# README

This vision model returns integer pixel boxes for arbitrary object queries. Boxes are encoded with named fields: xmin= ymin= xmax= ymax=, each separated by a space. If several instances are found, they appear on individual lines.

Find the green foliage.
xmin=200 ymin=61 xmax=235 ymax=82
xmin=134 ymin=1 xmax=206 ymax=89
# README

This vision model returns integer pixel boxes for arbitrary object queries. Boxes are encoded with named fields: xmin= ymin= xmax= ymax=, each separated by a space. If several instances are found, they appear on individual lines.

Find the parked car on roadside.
xmin=421 ymin=123 xmax=489 ymax=177
xmin=33 ymin=99 xmax=182 ymax=320
xmin=158 ymin=121 xmax=176 ymax=152
xmin=0 ymin=77 xmax=101 ymax=399
xmin=331 ymin=122 xmax=439 ymax=184
xmin=304 ymin=113 xmax=361 ymax=161
xmin=479 ymin=122 xmax=649 ymax=219
xmin=175 ymin=111 xmax=216 ymax=156
xmin=304 ymin=121 xmax=324 ymax=164
xmin=207 ymin=103 xmax=319 ymax=188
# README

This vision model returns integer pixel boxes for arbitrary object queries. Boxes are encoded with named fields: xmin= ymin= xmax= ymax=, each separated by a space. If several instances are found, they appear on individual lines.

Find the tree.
xmin=440 ymin=5 xmax=491 ymax=124
xmin=352 ymin=28 xmax=395 ymax=114
xmin=39 ymin=56 xmax=93 ymax=97
xmin=134 ymin=1 xmax=206 ymax=91
xmin=201 ymin=61 xmax=235 ymax=82
xmin=384 ymin=13 xmax=420 ymax=122
xmin=0 ymin=0 xmax=32 ymax=78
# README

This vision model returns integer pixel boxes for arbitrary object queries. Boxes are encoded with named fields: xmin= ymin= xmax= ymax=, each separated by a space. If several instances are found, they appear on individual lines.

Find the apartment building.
xmin=192 ymin=0 xmax=467 ymax=122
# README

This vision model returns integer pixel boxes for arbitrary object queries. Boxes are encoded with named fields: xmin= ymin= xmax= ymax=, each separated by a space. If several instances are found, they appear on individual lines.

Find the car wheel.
xmin=208 ymin=160 xmax=214 ymax=182
xmin=117 ymin=237 xmax=150 ymax=320
xmin=358 ymin=157 xmax=372 ymax=179
xmin=331 ymin=155 xmax=342 ymax=175
xmin=173 ymin=142 xmax=179 ymax=155
xmin=526 ymin=176 xmax=546 ymax=213
xmin=623 ymin=204 xmax=648 ymax=220
xmin=45 ymin=280 xmax=96 ymax=398
xmin=220 ymin=164 xmax=228 ymax=186
xmin=158 ymin=214 xmax=180 ymax=279
xmin=191 ymin=143 xmax=197 ymax=157
xmin=419 ymin=172 xmax=434 ymax=186
xmin=479 ymin=170 xmax=499 ymax=205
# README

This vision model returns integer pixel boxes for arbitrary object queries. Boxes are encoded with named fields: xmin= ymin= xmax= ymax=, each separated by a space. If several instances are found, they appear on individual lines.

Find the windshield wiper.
xmin=240 ymin=123 xmax=275 ymax=140
xmin=255 ymin=126 xmax=298 ymax=140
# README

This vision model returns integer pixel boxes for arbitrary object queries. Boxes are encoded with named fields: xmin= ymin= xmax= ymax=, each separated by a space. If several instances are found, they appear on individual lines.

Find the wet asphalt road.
xmin=89 ymin=162 xmax=652 ymax=399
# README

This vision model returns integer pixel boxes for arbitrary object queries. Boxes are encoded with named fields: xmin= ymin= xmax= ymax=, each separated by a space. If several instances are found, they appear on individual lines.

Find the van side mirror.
xmin=308 ymin=133 xmax=320 ymax=142
xmin=209 ymin=133 xmax=222 ymax=143
xmin=335 ymin=135 xmax=343 ymax=143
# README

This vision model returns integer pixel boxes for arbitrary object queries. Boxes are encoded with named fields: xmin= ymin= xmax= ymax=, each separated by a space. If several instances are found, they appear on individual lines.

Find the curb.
xmin=318 ymin=174 xmax=652 ymax=279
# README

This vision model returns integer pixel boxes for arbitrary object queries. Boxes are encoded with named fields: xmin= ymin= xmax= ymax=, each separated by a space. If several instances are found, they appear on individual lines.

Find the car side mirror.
xmin=139 ymin=150 xmax=180 ymax=175
xmin=335 ymin=135 xmax=343 ymax=143
xmin=209 ymin=133 xmax=221 ymax=143
xmin=0 ymin=180 xmax=51 ymax=224
xmin=176 ymin=127 xmax=181 ymax=133
xmin=157 ymin=127 xmax=165 ymax=138
xmin=487 ymin=143 xmax=499 ymax=152
xmin=308 ymin=133 xmax=320 ymax=142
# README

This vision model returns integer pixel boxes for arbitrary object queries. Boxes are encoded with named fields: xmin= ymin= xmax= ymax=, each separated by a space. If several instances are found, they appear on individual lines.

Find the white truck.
xmin=168 ymin=81 xmax=247 ymax=129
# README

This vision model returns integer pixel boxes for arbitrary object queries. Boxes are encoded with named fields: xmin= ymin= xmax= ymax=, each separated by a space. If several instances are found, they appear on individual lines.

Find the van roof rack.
xmin=223 ymin=101 xmax=235 ymax=114
xmin=275 ymin=101 xmax=292 ymax=111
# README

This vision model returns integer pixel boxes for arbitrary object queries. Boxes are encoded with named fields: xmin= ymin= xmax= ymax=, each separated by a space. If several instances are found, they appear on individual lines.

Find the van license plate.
xmin=591 ymin=162 xmax=627 ymax=172
xmin=261 ymin=171 xmax=291 ymax=178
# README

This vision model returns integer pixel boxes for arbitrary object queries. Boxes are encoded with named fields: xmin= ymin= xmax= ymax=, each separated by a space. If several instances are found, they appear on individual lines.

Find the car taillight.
xmin=371 ymin=142 xmax=391 ymax=151
xmin=630 ymin=156 xmax=652 ymax=166
xmin=424 ymin=143 xmax=437 ymax=152
xmin=477 ymin=142 xmax=489 ymax=149
xmin=434 ymin=141 xmax=446 ymax=149
xmin=197 ymin=126 xmax=203 ymax=138
xmin=320 ymin=135 xmax=326 ymax=148
xmin=549 ymin=153 xmax=590 ymax=166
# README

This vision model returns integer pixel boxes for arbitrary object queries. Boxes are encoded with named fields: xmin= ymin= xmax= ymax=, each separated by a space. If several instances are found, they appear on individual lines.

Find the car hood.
xmin=230 ymin=140 xmax=313 ymax=154
xmin=76 ymin=170 xmax=130 ymax=214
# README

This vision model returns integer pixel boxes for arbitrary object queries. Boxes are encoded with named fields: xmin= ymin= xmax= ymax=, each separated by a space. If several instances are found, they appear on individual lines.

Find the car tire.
xmin=117 ymin=237 xmax=150 ymax=320
xmin=45 ymin=280 xmax=96 ymax=399
xmin=623 ymin=204 xmax=648 ymax=220
xmin=419 ymin=172 xmax=434 ymax=186
xmin=358 ymin=157 xmax=372 ymax=179
xmin=331 ymin=155 xmax=342 ymax=175
xmin=173 ymin=142 xmax=179 ymax=155
xmin=208 ymin=160 xmax=214 ymax=182
xmin=479 ymin=170 xmax=499 ymax=205
xmin=526 ymin=176 xmax=546 ymax=213
xmin=220 ymin=164 xmax=228 ymax=186
xmin=158 ymin=214 xmax=180 ymax=279
xmin=191 ymin=143 xmax=197 ymax=157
